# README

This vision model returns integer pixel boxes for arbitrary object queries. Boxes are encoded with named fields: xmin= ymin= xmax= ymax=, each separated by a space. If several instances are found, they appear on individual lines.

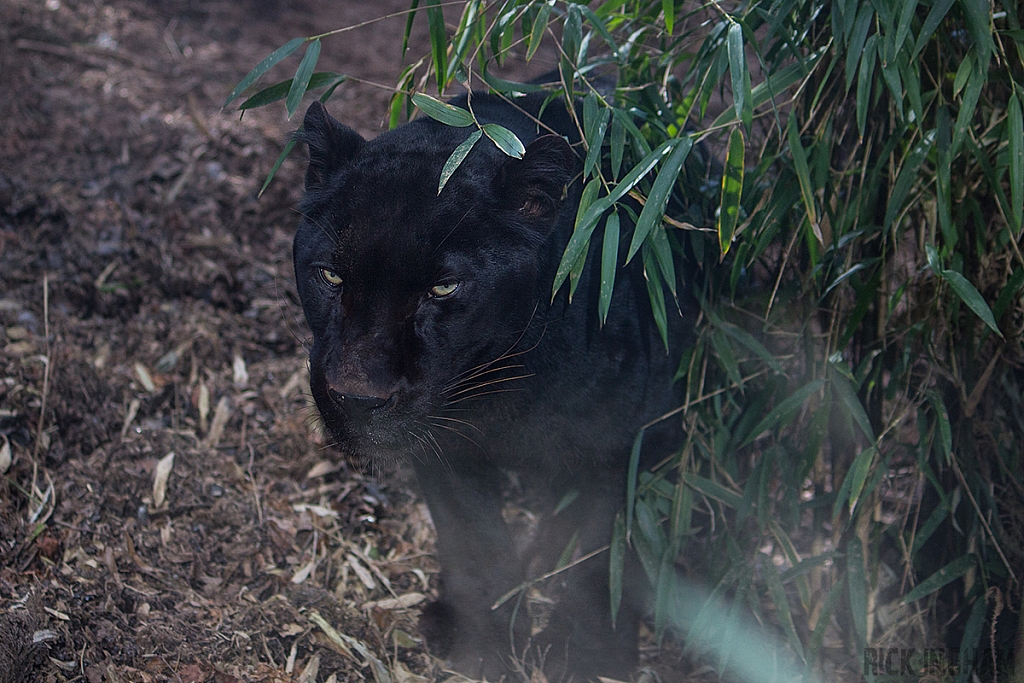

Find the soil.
xmin=0 ymin=1 xmax=697 ymax=681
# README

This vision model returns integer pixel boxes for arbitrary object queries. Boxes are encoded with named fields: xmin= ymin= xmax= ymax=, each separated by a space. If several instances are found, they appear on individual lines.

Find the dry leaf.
xmin=205 ymin=396 xmax=230 ymax=449
xmin=0 ymin=434 xmax=11 ymax=474
xmin=363 ymin=592 xmax=426 ymax=611
xmin=134 ymin=362 xmax=156 ymax=393
xmin=153 ymin=451 xmax=175 ymax=508
xmin=232 ymin=352 xmax=248 ymax=388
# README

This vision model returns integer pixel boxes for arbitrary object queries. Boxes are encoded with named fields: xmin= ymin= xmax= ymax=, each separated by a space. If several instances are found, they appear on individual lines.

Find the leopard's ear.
xmin=298 ymin=102 xmax=365 ymax=191
xmin=496 ymin=134 xmax=578 ymax=220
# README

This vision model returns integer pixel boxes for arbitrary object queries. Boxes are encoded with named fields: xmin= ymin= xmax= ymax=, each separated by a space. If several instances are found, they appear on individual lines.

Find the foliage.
xmin=229 ymin=1 xmax=1024 ymax=680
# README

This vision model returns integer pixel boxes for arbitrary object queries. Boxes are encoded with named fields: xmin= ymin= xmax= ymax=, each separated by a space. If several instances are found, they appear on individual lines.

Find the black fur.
xmin=294 ymin=93 xmax=686 ymax=680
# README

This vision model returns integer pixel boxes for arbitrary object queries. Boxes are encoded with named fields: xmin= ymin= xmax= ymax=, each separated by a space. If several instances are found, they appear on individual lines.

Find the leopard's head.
xmin=293 ymin=102 xmax=576 ymax=460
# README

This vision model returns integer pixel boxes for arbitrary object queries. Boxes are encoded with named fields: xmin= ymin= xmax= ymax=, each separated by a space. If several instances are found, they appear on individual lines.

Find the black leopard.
xmin=294 ymin=93 xmax=687 ymax=680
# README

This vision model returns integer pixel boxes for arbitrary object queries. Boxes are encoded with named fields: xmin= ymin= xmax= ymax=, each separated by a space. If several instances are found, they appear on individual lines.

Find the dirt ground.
xmin=0 ymin=1 xmax=700 ymax=682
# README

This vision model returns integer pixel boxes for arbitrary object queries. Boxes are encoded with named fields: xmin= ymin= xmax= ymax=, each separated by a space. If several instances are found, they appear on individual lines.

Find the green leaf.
xmin=258 ymin=137 xmax=297 ymax=197
xmin=939 ymin=269 xmax=1003 ymax=337
xmin=438 ymin=129 xmax=481 ymax=195
xmin=727 ymin=22 xmax=747 ymax=125
xmin=883 ymin=130 xmax=935 ymax=231
xmin=643 ymin=245 xmax=670 ymax=349
xmin=845 ymin=3 xmax=874 ymax=91
xmin=239 ymin=72 xmax=344 ymax=110
xmin=662 ymin=0 xmax=675 ymax=35
xmin=553 ymin=140 xmax=677 ymax=296
xmin=286 ymin=38 xmax=321 ymax=118
xmin=787 ymin=114 xmax=817 ymax=239
xmin=425 ymin=0 xmax=448 ymax=92
xmin=904 ymin=555 xmax=976 ymax=603
xmin=912 ymin=0 xmax=955 ymax=61
xmin=402 ymin=0 xmax=421 ymax=58
xmin=844 ymin=446 xmax=878 ymax=513
xmin=683 ymin=473 xmax=744 ymax=509
xmin=830 ymin=367 xmax=875 ymax=442
xmin=742 ymin=379 xmax=826 ymax=447
xmin=953 ymin=52 xmax=974 ymax=98
xmin=411 ymin=93 xmax=475 ymax=127
xmin=718 ymin=128 xmax=745 ymax=256
xmin=955 ymin=594 xmax=989 ymax=683
xmin=763 ymin=556 xmax=805 ymax=663
xmin=583 ymin=97 xmax=610 ymax=179
xmin=856 ymin=34 xmax=878 ymax=137
xmin=554 ymin=178 xmax=603 ymax=299
xmin=626 ymin=136 xmax=692 ymax=263
xmin=1009 ymin=91 xmax=1024 ymax=233
xmin=527 ymin=0 xmax=553 ymax=61
xmin=481 ymin=123 xmax=525 ymax=158
xmin=609 ymin=510 xmax=626 ymax=626
xmin=480 ymin=66 xmax=548 ymax=94
xmin=609 ymin=113 xmax=625 ymax=179
xmin=625 ymin=428 xmax=645 ymax=538
xmin=847 ymin=537 xmax=868 ymax=655
xmin=718 ymin=322 xmax=784 ymax=374
xmin=893 ymin=0 xmax=919 ymax=52
xmin=224 ymin=37 xmax=305 ymax=108
xmin=598 ymin=211 xmax=620 ymax=325
xmin=952 ymin=62 xmax=984 ymax=157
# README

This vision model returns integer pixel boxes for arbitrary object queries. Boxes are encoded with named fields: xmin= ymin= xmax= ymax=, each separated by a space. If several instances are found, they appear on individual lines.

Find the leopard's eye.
xmin=319 ymin=268 xmax=343 ymax=287
xmin=429 ymin=281 xmax=459 ymax=298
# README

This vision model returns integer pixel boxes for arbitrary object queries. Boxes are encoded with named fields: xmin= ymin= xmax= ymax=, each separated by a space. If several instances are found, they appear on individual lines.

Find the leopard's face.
xmin=293 ymin=102 xmax=575 ymax=460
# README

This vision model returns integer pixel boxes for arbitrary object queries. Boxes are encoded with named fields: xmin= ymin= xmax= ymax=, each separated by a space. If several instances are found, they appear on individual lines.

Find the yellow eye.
xmin=319 ymin=268 xmax=343 ymax=287
xmin=429 ymin=281 xmax=459 ymax=298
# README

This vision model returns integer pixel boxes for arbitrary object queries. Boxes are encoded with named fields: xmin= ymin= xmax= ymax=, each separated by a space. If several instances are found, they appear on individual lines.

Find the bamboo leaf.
xmin=599 ymin=211 xmax=620 ymax=325
xmin=763 ymin=556 xmax=805 ymax=662
xmin=742 ymin=379 xmax=826 ymax=447
xmin=240 ymin=72 xmax=344 ymax=110
xmin=883 ymin=130 xmax=935 ymax=231
xmin=1009 ymin=91 xmax=1024 ymax=233
xmin=627 ymin=137 xmax=692 ymax=263
xmin=856 ymin=34 xmax=878 ymax=137
xmin=718 ymin=128 xmax=745 ymax=256
xmin=847 ymin=537 xmax=868 ymax=651
xmin=727 ymin=22 xmax=747 ymax=125
xmin=286 ymin=38 xmax=321 ymax=118
xmin=845 ymin=3 xmax=874 ymax=91
xmin=663 ymin=0 xmax=675 ymax=35
xmin=583 ymin=98 xmax=610 ymax=179
xmin=411 ymin=93 xmax=475 ymax=127
xmin=402 ymin=0 xmax=421 ymax=58
xmin=481 ymin=123 xmax=526 ymax=158
xmin=609 ymin=510 xmax=626 ymax=626
xmin=903 ymin=555 xmax=976 ymax=603
xmin=480 ymin=65 xmax=548 ymax=94
xmin=830 ymin=367 xmax=875 ymax=442
xmin=844 ymin=446 xmax=878 ymax=513
xmin=258 ymin=137 xmax=297 ymax=197
xmin=224 ymin=37 xmax=305 ymax=108
xmin=952 ymin=61 xmax=984 ymax=157
xmin=939 ymin=269 xmax=1003 ymax=337
xmin=625 ymin=428 xmax=645 ymax=538
xmin=787 ymin=114 xmax=818 ymax=239
xmin=912 ymin=0 xmax=955 ymax=60
xmin=425 ymin=0 xmax=448 ymax=92
xmin=438 ymin=129 xmax=481 ymax=195
xmin=893 ymin=0 xmax=919 ymax=51
xmin=683 ymin=473 xmax=744 ymax=508
xmin=955 ymin=595 xmax=989 ymax=683
xmin=527 ymin=0 xmax=554 ymax=61
xmin=554 ymin=179 xmax=602 ymax=298
xmin=643 ymin=245 xmax=670 ymax=349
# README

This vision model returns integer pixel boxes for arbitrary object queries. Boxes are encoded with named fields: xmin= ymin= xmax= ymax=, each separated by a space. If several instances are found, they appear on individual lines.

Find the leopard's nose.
xmin=328 ymin=389 xmax=395 ymax=414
